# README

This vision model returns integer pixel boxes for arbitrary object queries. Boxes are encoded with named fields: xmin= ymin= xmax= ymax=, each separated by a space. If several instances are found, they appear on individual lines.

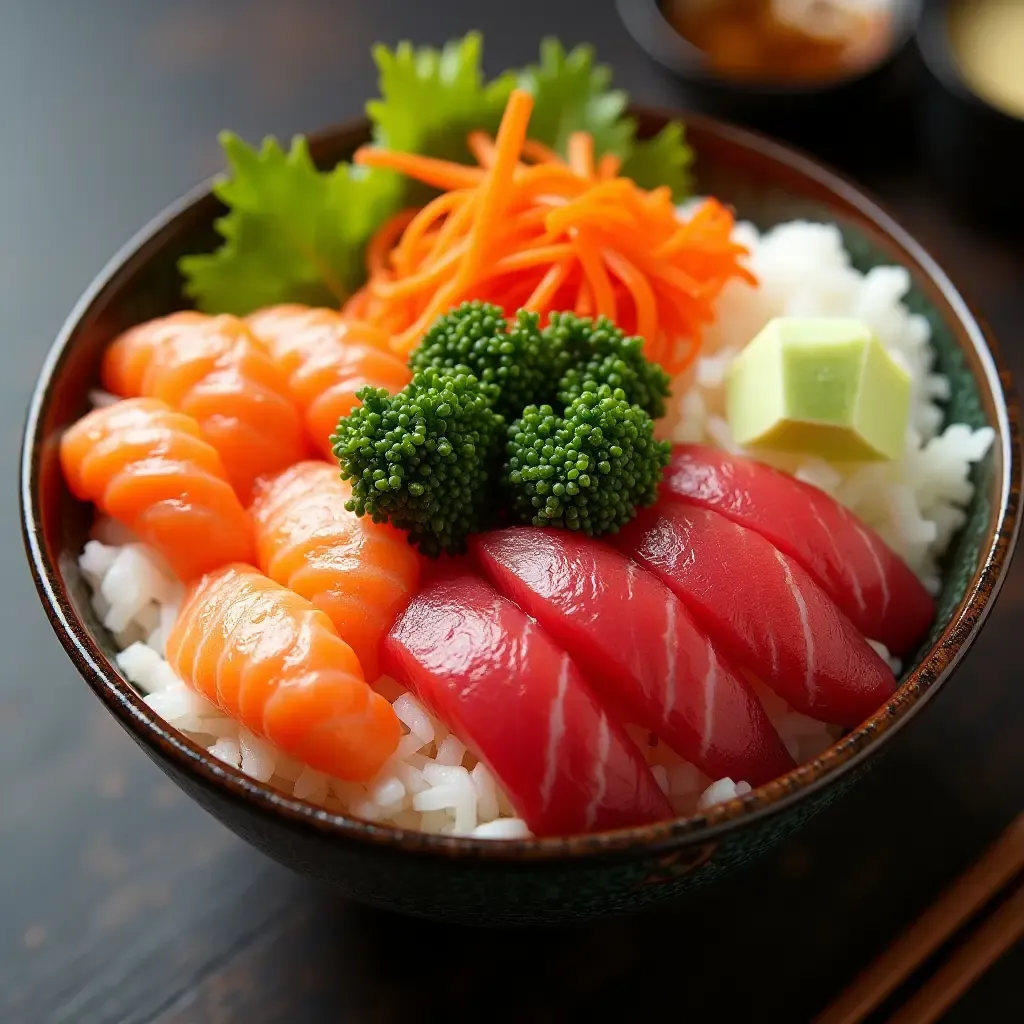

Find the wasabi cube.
xmin=725 ymin=317 xmax=911 ymax=463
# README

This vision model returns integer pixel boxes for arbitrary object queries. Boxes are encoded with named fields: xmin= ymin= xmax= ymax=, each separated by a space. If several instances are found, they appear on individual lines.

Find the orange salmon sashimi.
xmin=166 ymin=563 xmax=402 ymax=781
xmin=250 ymin=461 xmax=422 ymax=680
xmin=245 ymin=304 xmax=411 ymax=458
xmin=101 ymin=312 xmax=310 ymax=502
xmin=59 ymin=398 xmax=255 ymax=581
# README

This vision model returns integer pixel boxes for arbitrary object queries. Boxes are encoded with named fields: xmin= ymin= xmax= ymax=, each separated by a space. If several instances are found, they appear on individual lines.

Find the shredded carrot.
xmin=345 ymin=88 xmax=756 ymax=374
xmin=344 ymin=287 xmax=371 ymax=319
xmin=545 ymin=201 xmax=635 ymax=236
xmin=603 ymin=250 xmax=658 ymax=346
xmin=523 ymin=259 xmax=573 ymax=314
xmin=353 ymin=147 xmax=484 ymax=191
xmin=427 ymin=193 xmax=477 ymax=261
xmin=392 ymin=191 xmax=465 ymax=275
xmin=521 ymin=139 xmax=562 ymax=165
xmin=575 ymin=278 xmax=595 ymax=317
xmin=568 ymin=132 xmax=595 ymax=179
xmin=458 ymin=91 xmax=534 ymax=282
xmin=597 ymin=152 xmax=622 ymax=180
xmin=367 ymin=209 xmax=418 ymax=277
xmin=574 ymin=229 xmax=617 ymax=322
xmin=467 ymin=131 xmax=497 ymax=167
xmin=371 ymin=242 xmax=468 ymax=301
xmin=487 ymin=243 xmax=576 ymax=275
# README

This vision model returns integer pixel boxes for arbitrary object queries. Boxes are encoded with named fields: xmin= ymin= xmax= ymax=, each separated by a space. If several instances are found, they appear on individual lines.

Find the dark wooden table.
xmin=2 ymin=2 xmax=1021 ymax=1021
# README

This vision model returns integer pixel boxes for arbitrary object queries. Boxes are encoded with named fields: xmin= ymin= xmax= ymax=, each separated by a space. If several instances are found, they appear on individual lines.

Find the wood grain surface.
xmin=1 ymin=1 xmax=1021 ymax=1021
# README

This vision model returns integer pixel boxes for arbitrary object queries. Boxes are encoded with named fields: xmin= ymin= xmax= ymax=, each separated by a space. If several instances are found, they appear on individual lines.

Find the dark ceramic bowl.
xmin=21 ymin=110 xmax=1021 ymax=926
xmin=917 ymin=0 xmax=1024 ymax=234
xmin=616 ymin=0 xmax=923 ymax=167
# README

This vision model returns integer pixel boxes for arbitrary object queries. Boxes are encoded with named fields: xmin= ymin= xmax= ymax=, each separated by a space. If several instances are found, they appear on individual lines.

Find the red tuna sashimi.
xmin=382 ymin=572 xmax=672 ymax=836
xmin=661 ymin=445 xmax=934 ymax=655
xmin=617 ymin=504 xmax=897 ymax=728
xmin=472 ymin=528 xmax=795 ymax=786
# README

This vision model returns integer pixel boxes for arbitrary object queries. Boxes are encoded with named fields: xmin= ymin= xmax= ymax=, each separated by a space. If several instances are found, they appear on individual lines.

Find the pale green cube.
xmin=725 ymin=317 xmax=911 ymax=463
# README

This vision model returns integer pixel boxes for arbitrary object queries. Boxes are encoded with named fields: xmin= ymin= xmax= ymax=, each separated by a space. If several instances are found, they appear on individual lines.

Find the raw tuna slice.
xmin=472 ymin=528 xmax=795 ymax=786
xmin=617 ymin=503 xmax=897 ymax=728
xmin=661 ymin=445 xmax=934 ymax=655
xmin=382 ymin=572 xmax=672 ymax=836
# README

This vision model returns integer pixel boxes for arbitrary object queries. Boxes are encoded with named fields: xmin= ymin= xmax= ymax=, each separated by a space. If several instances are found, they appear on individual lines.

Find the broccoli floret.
xmin=546 ymin=312 xmax=672 ymax=419
xmin=331 ymin=368 xmax=503 ymax=557
xmin=503 ymin=384 xmax=671 ymax=536
xmin=409 ymin=301 xmax=568 ymax=417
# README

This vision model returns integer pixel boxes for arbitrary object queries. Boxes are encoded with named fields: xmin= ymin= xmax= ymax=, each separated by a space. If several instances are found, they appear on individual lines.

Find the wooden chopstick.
xmin=888 ymin=880 xmax=1024 ymax=1024
xmin=816 ymin=811 xmax=1024 ymax=1024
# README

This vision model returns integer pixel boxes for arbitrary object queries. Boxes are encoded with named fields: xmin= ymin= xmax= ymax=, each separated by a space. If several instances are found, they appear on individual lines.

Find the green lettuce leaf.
xmin=368 ymin=31 xmax=515 ymax=168
xmin=519 ymin=39 xmax=692 ymax=197
xmin=620 ymin=121 xmax=694 ymax=198
xmin=517 ymin=39 xmax=634 ymax=160
xmin=181 ymin=132 xmax=397 ymax=315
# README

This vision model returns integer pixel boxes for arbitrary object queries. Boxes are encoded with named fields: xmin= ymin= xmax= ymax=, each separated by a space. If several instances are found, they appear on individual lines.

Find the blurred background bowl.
xmin=917 ymin=0 xmax=1024 ymax=234
xmin=616 ymin=0 xmax=924 ymax=172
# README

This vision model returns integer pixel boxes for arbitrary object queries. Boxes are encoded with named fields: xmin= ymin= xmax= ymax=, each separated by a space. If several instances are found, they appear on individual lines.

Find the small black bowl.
xmin=617 ymin=0 xmax=924 ymax=170
xmin=917 ymin=0 xmax=1024 ymax=234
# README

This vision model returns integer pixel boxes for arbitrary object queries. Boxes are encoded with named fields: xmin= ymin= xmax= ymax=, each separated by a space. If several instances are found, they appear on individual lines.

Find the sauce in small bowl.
xmin=662 ymin=0 xmax=896 ymax=86
xmin=947 ymin=0 xmax=1024 ymax=121
xmin=617 ymin=0 xmax=922 ymax=170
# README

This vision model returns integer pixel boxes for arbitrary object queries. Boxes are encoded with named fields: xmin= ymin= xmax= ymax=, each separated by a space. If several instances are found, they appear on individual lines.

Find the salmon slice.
xmin=101 ymin=312 xmax=309 ymax=502
xmin=617 ymin=503 xmax=897 ymax=728
xmin=250 ymin=461 xmax=422 ymax=680
xmin=246 ymin=304 xmax=411 ymax=458
xmin=59 ymin=397 xmax=254 ymax=581
xmin=167 ymin=563 xmax=401 ymax=781
xmin=661 ymin=445 xmax=935 ymax=655
xmin=472 ymin=528 xmax=795 ymax=785
xmin=383 ymin=571 xmax=672 ymax=836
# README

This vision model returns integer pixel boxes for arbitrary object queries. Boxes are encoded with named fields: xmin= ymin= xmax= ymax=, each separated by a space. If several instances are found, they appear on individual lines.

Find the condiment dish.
xmin=617 ymin=0 xmax=923 ymax=168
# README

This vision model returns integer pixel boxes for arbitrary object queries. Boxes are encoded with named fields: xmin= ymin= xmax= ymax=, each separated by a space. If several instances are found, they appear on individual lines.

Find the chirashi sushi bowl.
xmin=22 ymin=35 xmax=1020 ymax=924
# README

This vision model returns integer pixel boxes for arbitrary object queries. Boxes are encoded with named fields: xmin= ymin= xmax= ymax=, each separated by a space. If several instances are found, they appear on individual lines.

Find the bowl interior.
xmin=23 ymin=113 xmax=1017 ymax=856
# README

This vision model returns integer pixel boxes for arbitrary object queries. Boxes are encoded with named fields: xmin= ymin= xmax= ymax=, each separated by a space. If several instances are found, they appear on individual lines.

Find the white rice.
xmin=662 ymin=217 xmax=995 ymax=597
xmin=78 ymin=218 xmax=994 ymax=836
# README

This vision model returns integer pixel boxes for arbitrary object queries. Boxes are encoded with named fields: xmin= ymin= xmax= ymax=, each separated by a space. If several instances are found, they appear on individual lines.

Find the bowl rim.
xmin=615 ymin=0 xmax=923 ymax=97
xmin=20 ymin=108 xmax=1022 ymax=864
